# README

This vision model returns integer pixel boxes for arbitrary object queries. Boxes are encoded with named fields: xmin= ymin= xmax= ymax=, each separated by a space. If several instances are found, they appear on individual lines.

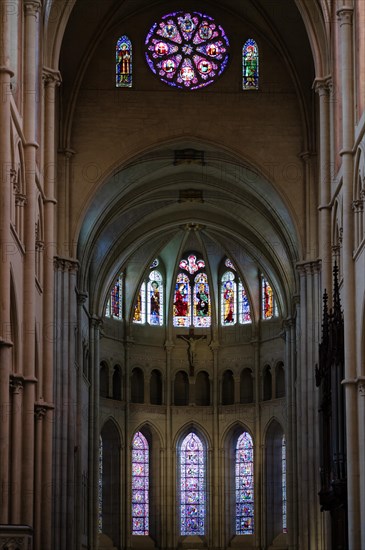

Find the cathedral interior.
xmin=0 ymin=1 xmax=364 ymax=549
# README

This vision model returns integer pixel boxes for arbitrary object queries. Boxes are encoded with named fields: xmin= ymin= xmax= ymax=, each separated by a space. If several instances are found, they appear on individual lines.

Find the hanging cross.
xmin=177 ymin=328 xmax=206 ymax=376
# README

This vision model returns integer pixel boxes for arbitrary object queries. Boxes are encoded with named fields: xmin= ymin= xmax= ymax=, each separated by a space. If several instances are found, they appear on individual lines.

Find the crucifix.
xmin=177 ymin=328 xmax=206 ymax=376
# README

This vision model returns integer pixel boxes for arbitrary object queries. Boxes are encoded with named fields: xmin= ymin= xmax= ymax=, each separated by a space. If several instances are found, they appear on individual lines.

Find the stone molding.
xmin=54 ymin=256 xmax=79 ymax=272
xmin=296 ymin=259 xmax=321 ymax=275
xmin=24 ymin=0 xmax=42 ymax=17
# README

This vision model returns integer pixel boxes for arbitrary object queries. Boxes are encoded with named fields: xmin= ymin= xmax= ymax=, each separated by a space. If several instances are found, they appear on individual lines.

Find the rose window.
xmin=145 ymin=11 xmax=230 ymax=90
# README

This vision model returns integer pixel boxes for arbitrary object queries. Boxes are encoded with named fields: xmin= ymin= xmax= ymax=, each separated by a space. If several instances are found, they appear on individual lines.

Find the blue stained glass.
xmin=222 ymin=271 xmax=236 ymax=325
xmin=145 ymin=11 xmax=229 ymax=90
xmin=262 ymin=276 xmax=278 ymax=319
xmin=106 ymin=273 xmax=123 ymax=319
xmin=132 ymin=432 xmax=149 ymax=535
xmin=236 ymin=432 xmax=254 ymax=534
xmin=180 ymin=433 xmax=206 ymax=535
xmin=173 ymin=273 xmax=190 ymax=327
xmin=148 ymin=270 xmax=163 ymax=325
xmin=239 ymin=282 xmax=251 ymax=324
xmin=194 ymin=273 xmax=211 ymax=327
xmin=116 ymin=36 xmax=132 ymax=88
xmin=242 ymin=39 xmax=259 ymax=90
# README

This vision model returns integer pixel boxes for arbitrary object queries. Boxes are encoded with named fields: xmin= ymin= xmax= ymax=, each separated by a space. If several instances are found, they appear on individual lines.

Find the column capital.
xmin=336 ymin=6 xmax=353 ymax=25
xmin=209 ymin=340 xmax=220 ymax=352
xmin=54 ymin=256 xmax=79 ymax=272
xmin=299 ymin=150 xmax=316 ymax=163
xmin=24 ymin=0 xmax=42 ymax=17
xmin=58 ymin=147 xmax=76 ymax=159
xmin=296 ymin=259 xmax=321 ymax=275
xmin=0 ymin=66 xmax=15 ymax=78
xmin=10 ymin=375 xmax=24 ymax=394
xmin=42 ymin=67 xmax=62 ymax=87
xmin=76 ymin=289 xmax=88 ymax=305
xmin=164 ymin=340 xmax=175 ymax=352
xmin=313 ymin=76 xmax=332 ymax=95
xmin=90 ymin=315 xmax=103 ymax=329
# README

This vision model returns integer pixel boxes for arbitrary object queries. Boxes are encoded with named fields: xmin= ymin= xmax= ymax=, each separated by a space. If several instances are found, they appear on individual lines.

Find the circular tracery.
xmin=145 ymin=11 xmax=230 ymax=90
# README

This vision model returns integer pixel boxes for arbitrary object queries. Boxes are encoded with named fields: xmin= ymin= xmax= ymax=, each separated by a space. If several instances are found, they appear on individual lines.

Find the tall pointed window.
xmin=261 ymin=276 xmax=278 ymax=319
xmin=116 ymin=36 xmax=132 ymax=87
xmin=179 ymin=432 xmax=206 ymax=535
xmin=131 ymin=432 xmax=149 ymax=535
xmin=236 ymin=432 xmax=254 ymax=534
xmin=242 ymin=39 xmax=259 ymax=90
xmin=105 ymin=272 xmax=123 ymax=319
xmin=133 ymin=260 xmax=164 ymax=325
xmin=173 ymin=254 xmax=210 ymax=327
xmin=221 ymin=260 xmax=251 ymax=325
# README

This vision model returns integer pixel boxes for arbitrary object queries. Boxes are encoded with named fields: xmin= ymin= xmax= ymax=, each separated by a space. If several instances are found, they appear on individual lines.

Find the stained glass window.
xmin=148 ymin=270 xmax=163 ymax=325
xmin=145 ymin=11 xmax=230 ymax=90
xmin=225 ymin=258 xmax=236 ymax=270
xmin=133 ymin=282 xmax=146 ymax=324
xmin=242 ymin=39 xmax=258 ymax=90
xmin=239 ymin=283 xmax=251 ymax=324
xmin=221 ymin=263 xmax=251 ymax=326
xmin=116 ymin=35 xmax=132 ymax=87
xmin=173 ymin=273 xmax=191 ymax=327
xmin=221 ymin=271 xmax=236 ymax=325
xmin=180 ymin=254 xmax=205 ymax=274
xmin=236 ymin=432 xmax=254 ymax=535
xmin=132 ymin=431 xmax=149 ymax=535
xmin=180 ymin=433 xmax=206 ymax=535
xmin=282 ymin=435 xmax=287 ymax=533
xmin=98 ymin=436 xmax=103 ymax=533
xmin=105 ymin=272 xmax=123 ymax=319
xmin=194 ymin=273 xmax=211 ymax=327
xmin=261 ymin=276 xmax=278 ymax=319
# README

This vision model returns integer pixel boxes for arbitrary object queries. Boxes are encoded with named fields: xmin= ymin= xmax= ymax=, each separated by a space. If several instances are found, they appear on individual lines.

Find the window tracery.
xmin=179 ymin=432 xmax=206 ymax=535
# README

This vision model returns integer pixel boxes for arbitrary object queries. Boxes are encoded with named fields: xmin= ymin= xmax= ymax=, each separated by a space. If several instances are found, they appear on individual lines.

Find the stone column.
xmin=41 ymin=66 xmax=61 ymax=550
xmin=314 ymin=77 xmax=332 ymax=296
xmin=90 ymin=316 xmax=101 ymax=550
xmin=9 ymin=376 xmax=24 ymax=523
xmin=164 ymin=340 xmax=174 ymax=550
xmin=53 ymin=257 xmax=78 ymax=550
xmin=296 ymin=261 xmax=322 ymax=548
xmin=21 ymin=0 xmax=42 ymax=529
xmin=253 ymin=341 xmax=262 ymax=547
xmin=210 ymin=340 xmax=220 ymax=548
xmin=283 ymin=318 xmax=298 ymax=548
xmin=336 ymin=6 xmax=360 ymax=549
xmin=34 ymin=402 xmax=47 ymax=549
xmin=0 ymin=0 xmax=15 ymax=525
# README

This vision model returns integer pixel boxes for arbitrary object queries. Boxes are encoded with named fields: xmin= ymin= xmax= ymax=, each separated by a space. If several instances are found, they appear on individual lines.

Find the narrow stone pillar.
xmin=90 ymin=316 xmax=101 ymax=550
xmin=0 ymin=0 xmax=15 ymax=525
xmin=41 ymin=66 xmax=61 ymax=550
xmin=164 ymin=340 xmax=174 ymax=550
xmin=34 ymin=403 xmax=47 ymax=549
xmin=253 ymin=341 xmax=261 ymax=547
xmin=336 ymin=6 xmax=360 ymax=549
xmin=10 ymin=376 xmax=24 ymax=523
xmin=22 ymin=0 xmax=42 ymax=528
xmin=296 ymin=260 xmax=322 ymax=548
xmin=314 ymin=77 xmax=332 ymax=296
xmin=283 ymin=318 xmax=298 ymax=548
xmin=210 ymin=340 xmax=220 ymax=548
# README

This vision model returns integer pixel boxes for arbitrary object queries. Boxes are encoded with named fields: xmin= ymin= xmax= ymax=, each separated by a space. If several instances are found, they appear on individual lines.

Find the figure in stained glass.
xmin=116 ymin=36 xmax=132 ymax=88
xmin=148 ymin=270 xmax=163 ymax=325
xmin=194 ymin=273 xmax=211 ymax=327
xmin=236 ymin=432 xmax=254 ymax=535
xmin=173 ymin=273 xmax=190 ymax=326
xmin=242 ymin=39 xmax=258 ymax=90
xmin=145 ymin=11 xmax=229 ymax=90
xmin=262 ymin=277 xmax=274 ymax=319
xmin=222 ymin=272 xmax=236 ymax=324
xmin=180 ymin=433 xmax=205 ymax=535
xmin=239 ymin=283 xmax=251 ymax=324
xmin=132 ymin=432 xmax=149 ymax=535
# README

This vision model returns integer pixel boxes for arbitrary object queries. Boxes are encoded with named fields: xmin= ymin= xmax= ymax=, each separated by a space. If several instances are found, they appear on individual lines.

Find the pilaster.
xmin=314 ymin=76 xmax=332 ymax=297
xmin=336 ymin=6 xmax=360 ymax=547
